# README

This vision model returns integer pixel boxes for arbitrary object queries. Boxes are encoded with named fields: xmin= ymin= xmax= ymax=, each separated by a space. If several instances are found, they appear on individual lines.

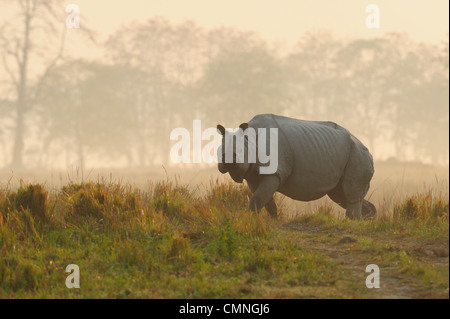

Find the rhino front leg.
xmin=264 ymin=198 xmax=278 ymax=218
xmin=248 ymin=175 xmax=279 ymax=218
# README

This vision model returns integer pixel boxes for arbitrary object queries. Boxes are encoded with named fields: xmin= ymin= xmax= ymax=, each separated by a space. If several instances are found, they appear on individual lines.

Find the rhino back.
xmin=249 ymin=114 xmax=352 ymax=201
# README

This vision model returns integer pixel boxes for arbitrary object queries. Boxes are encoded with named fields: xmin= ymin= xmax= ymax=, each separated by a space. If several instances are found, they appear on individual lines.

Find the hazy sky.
xmin=0 ymin=1 xmax=448 ymax=60
xmin=68 ymin=0 xmax=448 ymax=44
xmin=0 ymin=1 xmax=448 ymax=167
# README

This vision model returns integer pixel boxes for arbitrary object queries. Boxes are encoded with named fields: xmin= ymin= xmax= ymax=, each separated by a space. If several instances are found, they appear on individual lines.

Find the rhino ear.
xmin=239 ymin=123 xmax=249 ymax=131
xmin=217 ymin=124 xmax=226 ymax=136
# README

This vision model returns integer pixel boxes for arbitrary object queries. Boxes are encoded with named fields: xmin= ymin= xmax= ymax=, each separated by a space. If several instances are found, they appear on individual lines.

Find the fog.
xmin=0 ymin=1 xmax=448 ymax=178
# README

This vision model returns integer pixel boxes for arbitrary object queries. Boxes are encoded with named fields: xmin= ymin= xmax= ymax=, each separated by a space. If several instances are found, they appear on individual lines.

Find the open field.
xmin=0 ymin=162 xmax=448 ymax=298
xmin=1 ymin=159 xmax=448 ymax=217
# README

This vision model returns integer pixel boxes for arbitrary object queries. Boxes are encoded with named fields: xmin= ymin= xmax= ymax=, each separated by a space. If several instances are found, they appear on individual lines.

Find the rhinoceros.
xmin=216 ymin=113 xmax=376 ymax=219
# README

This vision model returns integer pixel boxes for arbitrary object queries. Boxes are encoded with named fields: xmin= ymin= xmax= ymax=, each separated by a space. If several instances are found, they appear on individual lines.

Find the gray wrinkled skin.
xmin=217 ymin=114 xmax=376 ymax=219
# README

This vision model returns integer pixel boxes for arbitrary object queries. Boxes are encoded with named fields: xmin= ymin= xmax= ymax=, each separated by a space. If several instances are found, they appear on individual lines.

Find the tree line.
xmin=0 ymin=2 xmax=448 ymax=169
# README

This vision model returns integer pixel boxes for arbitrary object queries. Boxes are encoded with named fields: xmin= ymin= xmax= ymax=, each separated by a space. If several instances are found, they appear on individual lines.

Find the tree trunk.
xmin=11 ymin=98 xmax=25 ymax=169
xmin=77 ymin=141 xmax=85 ymax=173
xmin=10 ymin=4 xmax=31 ymax=169
xmin=75 ymin=122 xmax=85 ymax=173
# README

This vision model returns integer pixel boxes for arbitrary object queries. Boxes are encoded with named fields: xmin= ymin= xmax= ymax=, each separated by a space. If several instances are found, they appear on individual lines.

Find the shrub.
xmin=206 ymin=179 xmax=252 ymax=211
xmin=9 ymin=184 xmax=48 ymax=221
xmin=394 ymin=193 xmax=449 ymax=221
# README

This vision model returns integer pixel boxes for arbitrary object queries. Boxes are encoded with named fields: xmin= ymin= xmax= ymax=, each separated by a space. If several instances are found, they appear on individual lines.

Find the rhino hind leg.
xmin=328 ymin=180 xmax=375 ymax=219
xmin=347 ymin=200 xmax=376 ymax=219
xmin=335 ymin=139 xmax=375 ymax=219
xmin=344 ymin=201 xmax=363 ymax=219
xmin=327 ymin=180 xmax=347 ymax=209
xmin=362 ymin=199 xmax=376 ymax=219
xmin=338 ymin=198 xmax=376 ymax=220
xmin=327 ymin=183 xmax=361 ymax=219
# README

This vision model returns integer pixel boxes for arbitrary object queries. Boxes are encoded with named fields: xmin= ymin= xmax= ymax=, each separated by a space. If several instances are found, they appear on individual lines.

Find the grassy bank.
xmin=0 ymin=180 xmax=448 ymax=298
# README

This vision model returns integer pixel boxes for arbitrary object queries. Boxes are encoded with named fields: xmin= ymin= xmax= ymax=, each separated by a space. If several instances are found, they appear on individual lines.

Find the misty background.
xmin=0 ymin=1 xmax=448 ymax=176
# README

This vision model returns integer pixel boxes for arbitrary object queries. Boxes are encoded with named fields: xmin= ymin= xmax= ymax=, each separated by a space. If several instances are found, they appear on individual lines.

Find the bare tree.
xmin=0 ymin=0 xmax=68 ymax=169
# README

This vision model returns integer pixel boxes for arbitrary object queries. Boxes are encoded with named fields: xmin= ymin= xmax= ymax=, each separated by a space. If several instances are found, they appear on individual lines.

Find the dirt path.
xmin=280 ymin=220 xmax=449 ymax=299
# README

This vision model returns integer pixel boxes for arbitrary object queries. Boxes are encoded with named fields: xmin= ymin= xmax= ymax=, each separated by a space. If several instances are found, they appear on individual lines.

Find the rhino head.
xmin=216 ymin=123 xmax=254 ymax=183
